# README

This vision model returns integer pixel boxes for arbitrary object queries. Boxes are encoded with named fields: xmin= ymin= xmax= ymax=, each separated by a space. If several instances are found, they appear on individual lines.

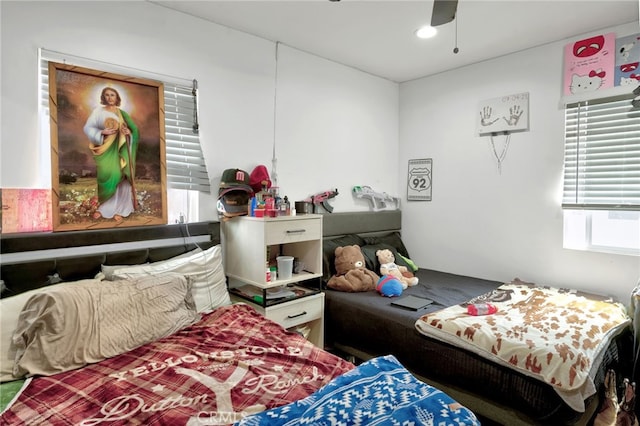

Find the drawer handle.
xmin=287 ymin=311 xmax=307 ymax=319
xmin=286 ymin=229 xmax=306 ymax=234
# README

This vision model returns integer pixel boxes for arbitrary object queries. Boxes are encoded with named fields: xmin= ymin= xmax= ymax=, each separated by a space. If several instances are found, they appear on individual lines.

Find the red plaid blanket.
xmin=1 ymin=303 xmax=353 ymax=425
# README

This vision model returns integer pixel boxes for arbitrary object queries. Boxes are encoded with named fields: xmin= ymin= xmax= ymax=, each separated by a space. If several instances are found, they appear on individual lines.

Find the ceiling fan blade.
xmin=431 ymin=0 xmax=458 ymax=27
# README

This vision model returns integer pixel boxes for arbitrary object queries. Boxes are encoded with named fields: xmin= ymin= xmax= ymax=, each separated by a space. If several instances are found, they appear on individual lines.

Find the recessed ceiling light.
xmin=415 ymin=25 xmax=437 ymax=39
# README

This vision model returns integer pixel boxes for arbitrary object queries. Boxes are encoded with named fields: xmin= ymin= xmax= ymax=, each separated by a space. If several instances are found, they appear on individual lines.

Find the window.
xmin=38 ymin=49 xmax=210 ymax=224
xmin=562 ymin=92 xmax=640 ymax=255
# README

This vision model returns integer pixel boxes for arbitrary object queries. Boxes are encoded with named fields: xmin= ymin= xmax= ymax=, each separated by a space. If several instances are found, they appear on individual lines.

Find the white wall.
xmin=2 ymin=1 xmax=637 ymax=302
xmin=400 ymin=22 xmax=640 ymax=302
xmin=0 ymin=1 xmax=398 ymax=219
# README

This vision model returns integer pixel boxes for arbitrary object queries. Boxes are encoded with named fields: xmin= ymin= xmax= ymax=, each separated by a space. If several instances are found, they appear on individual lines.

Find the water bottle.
xmin=467 ymin=303 xmax=497 ymax=316
xmin=266 ymin=262 xmax=272 ymax=282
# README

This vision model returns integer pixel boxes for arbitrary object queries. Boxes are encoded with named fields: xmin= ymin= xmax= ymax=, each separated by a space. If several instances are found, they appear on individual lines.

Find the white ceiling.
xmin=150 ymin=0 xmax=639 ymax=83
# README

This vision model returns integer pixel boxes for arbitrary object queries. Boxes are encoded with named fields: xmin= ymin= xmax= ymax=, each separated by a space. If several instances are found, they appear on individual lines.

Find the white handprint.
xmin=480 ymin=106 xmax=499 ymax=126
xmin=502 ymin=105 xmax=523 ymax=126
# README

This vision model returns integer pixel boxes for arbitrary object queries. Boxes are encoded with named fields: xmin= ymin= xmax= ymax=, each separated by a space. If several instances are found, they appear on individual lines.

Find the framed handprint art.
xmin=476 ymin=92 xmax=529 ymax=136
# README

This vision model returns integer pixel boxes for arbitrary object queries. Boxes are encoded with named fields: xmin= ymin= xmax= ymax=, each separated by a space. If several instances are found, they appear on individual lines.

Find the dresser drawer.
xmin=266 ymin=293 xmax=324 ymax=328
xmin=265 ymin=218 xmax=321 ymax=245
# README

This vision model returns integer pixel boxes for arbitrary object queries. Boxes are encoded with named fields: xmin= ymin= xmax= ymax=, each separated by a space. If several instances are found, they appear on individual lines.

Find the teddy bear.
xmin=376 ymin=248 xmax=418 ymax=289
xmin=376 ymin=275 xmax=404 ymax=297
xmin=327 ymin=245 xmax=380 ymax=292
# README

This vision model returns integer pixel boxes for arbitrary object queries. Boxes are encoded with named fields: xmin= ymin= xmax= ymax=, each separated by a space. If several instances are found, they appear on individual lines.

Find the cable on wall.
xmin=490 ymin=132 xmax=511 ymax=174
xmin=453 ymin=13 xmax=459 ymax=54
xmin=271 ymin=41 xmax=281 ymax=188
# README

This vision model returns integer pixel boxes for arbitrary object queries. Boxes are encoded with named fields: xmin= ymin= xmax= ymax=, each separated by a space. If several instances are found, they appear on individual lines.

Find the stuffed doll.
xmin=327 ymin=245 xmax=379 ymax=292
xmin=618 ymin=377 xmax=638 ymax=426
xmin=594 ymin=369 xmax=620 ymax=426
xmin=376 ymin=275 xmax=404 ymax=297
xmin=376 ymin=249 xmax=418 ymax=290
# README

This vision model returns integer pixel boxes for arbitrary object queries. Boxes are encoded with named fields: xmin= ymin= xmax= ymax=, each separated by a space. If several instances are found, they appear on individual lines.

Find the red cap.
xmin=249 ymin=165 xmax=271 ymax=193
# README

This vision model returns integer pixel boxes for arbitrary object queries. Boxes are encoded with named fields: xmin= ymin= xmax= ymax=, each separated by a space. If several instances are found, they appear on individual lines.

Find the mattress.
xmin=323 ymin=268 xmax=633 ymax=424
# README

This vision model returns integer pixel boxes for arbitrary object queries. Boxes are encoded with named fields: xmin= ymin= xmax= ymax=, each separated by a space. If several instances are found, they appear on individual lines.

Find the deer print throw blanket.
xmin=415 ymin=279 xmax=631 ymax=412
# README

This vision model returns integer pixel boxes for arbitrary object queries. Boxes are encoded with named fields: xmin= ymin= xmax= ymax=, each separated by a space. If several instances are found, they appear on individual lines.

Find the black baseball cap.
xmin=218 ymin=168 xmax=253 ymax=198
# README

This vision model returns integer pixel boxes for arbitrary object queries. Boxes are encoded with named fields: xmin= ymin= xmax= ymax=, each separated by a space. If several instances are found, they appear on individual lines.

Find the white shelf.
xmin=222 ymin=214 xmax=324 ymax=347
xmin=226 ymin=270 xmax=322 ymax=289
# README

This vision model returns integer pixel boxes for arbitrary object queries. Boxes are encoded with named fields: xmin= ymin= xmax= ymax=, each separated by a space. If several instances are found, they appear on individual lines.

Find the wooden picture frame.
xmin=48 ymin=62 xmax=167 ymax=231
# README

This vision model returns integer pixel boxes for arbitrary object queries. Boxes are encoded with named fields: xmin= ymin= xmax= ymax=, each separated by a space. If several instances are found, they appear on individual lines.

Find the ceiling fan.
xmin=431 ymin=0 xmax=458 ymax=26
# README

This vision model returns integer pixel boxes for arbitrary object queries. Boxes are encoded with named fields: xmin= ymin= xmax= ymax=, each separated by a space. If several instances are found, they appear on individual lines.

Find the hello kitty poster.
xmin=614 ymin=33 xmax=640 ymax=87
xmin=563 ymin=33 xmax=615 ymax=95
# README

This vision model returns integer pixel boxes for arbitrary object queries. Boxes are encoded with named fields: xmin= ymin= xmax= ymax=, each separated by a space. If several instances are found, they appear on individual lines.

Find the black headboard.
xmin=0 ymin=221 xmax=220 ymax=298
xmin=322 ymin=210 xmax=401 ymax=238
xmin=0 ymin=212 xmax=401 ymax=298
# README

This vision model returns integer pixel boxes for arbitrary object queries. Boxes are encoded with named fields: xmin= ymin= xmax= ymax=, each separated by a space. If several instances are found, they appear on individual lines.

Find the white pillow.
xmin=97 ymin=263 xmax=148 ymax=281
xmin=0 ymin=280 xmax=97 ymax=382
xmin=169 ymin=246 xmax=203 ymax=259
xmin=98 ymin=247 xmax=202 ymax=280
xmin=112 ymin=245 xmax=230 ymax=313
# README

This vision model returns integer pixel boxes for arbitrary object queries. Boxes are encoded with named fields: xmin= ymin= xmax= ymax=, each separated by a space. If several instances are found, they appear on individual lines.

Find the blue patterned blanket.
xmin=235 ymin=355 xmax=480 ymax=425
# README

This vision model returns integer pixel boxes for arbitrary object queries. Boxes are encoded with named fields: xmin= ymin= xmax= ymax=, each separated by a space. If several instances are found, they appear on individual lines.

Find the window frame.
xmin=561 ymin=91 xmax=640 ymax=256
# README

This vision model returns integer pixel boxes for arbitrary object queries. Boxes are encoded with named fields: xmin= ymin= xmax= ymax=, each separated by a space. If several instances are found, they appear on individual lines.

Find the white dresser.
xmin=222 ymin=214 xmax=324 ymax=347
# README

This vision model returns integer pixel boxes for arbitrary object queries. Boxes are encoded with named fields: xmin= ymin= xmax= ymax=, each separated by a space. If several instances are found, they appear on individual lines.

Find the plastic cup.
xmin=293 ymin=258 xmax=304 ymax=274
xmin=276 ymin=256 xmax=294 ymax=280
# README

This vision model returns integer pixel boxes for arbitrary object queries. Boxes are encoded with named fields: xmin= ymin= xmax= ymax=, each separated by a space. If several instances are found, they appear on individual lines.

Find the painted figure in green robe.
xmin=83 ymin=87 xmax=139 ymax=221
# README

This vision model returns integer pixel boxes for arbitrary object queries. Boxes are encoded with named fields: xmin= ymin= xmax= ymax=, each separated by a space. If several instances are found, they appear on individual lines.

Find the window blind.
xmin=39 ymin=52 xmax=210 ymax=193
xmin=562 ymin=93 xmax=640 ymax=211
xmin=163 ymin=84 xmax=210 ymax=193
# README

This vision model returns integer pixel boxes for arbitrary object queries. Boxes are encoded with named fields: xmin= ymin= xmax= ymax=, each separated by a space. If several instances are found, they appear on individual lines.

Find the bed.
xmin=321 ymin=210 xmax=635 ymax=426
xmin=0 ymin=220 xmax=480 ymax=425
